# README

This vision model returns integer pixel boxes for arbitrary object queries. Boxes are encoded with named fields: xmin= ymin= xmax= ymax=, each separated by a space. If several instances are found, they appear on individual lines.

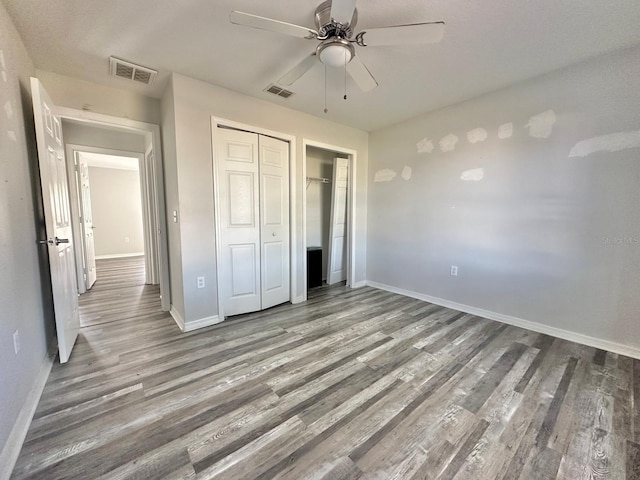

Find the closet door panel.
xmin=216 ymin=128 xmax=261 ymax=316
xmin=259 ymin=135 xmax=290 ymax=309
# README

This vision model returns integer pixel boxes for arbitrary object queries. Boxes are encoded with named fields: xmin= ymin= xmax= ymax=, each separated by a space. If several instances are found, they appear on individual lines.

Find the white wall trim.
xmin=184 ymin=315 xmax=223 ymax=332
xmin=292 ymin=295 xmax=305 ymax=304
xmin=170 ymin=307 xmax=186 ymax=332
xmin=367 ymin=280 xmax=640 ymax=360
xmin=0 ymin=341 xmax=56 ymax=480
xmin=351 ymin=280 xmax=367 ymax=289
xmin=95 ymin=252 xmax=145 ymax=260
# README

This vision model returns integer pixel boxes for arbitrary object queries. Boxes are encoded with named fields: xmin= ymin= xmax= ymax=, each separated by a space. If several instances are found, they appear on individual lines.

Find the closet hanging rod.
xmin=306 ymin=176 xmax=331 ymax=184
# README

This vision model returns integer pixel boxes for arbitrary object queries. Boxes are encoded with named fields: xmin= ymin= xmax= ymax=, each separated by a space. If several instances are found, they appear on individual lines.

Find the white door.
xmin=216 ymin=128 xmax=262 ymax=316
xmin=215 ymin=128 xmax=290 ymax=317
xmin=327 ymin=157 xmax=349 ymax=285
xmin=259 ymin=135 xmax=290 ymax=309
xmin=78 ymin=155 xmax=97 ymax=288
xmin=31 ymin=77 xmax=80 ymax=363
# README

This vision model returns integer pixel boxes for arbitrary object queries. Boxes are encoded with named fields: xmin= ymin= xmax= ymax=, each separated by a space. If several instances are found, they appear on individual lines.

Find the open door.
xmin=31 ymin=77 xmax=80 ymax=363
xmin=78 ymin=155 xmax=97 ymax=288
xmin=327 ymin=157 xmax=349 ymax=285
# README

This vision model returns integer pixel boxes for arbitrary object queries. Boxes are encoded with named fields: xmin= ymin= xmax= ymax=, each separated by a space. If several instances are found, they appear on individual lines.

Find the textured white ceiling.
xmin=4 ymin=0 xmax=640 ymax=131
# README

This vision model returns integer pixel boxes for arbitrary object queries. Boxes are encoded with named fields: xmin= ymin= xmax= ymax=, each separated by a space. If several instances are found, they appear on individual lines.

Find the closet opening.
xmin=302 ymin=140 xmax=357 ymax=301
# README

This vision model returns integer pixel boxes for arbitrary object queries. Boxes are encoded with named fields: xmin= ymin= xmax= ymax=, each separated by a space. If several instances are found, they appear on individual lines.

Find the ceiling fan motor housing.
xmin=315 ymin=0 xmax=358 ymax=38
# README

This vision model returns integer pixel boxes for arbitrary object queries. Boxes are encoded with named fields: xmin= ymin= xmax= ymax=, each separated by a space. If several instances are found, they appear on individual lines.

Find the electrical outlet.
xmin=13 ymin=330 xmax=20 ymax=354
xmin=197 ymin=276 xmax=205 ymax=289
xmin=124 ymin=237 xmax=130 ymax=244
xmin=450 ymin=265 xmax=458 ymax=276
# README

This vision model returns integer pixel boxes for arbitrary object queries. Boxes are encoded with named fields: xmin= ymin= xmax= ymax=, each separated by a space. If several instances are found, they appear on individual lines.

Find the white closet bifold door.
xmin=215 ymin=127 xmax=290 ymax=317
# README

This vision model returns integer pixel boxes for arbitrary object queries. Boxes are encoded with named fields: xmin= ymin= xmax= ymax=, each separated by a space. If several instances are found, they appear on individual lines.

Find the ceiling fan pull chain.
xmin=344 ymin=49 xmax=348 ymax=100
xmin=324 ymin=63 xmax=328 ymax=113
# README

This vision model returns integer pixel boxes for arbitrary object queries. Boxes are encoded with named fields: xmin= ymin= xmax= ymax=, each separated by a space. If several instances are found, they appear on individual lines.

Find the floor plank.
xmin=10 ymin=256 xmax=638 ymax=479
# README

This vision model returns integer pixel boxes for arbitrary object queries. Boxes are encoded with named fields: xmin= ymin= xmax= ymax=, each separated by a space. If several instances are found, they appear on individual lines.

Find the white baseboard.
xmin=0 ymin=341 xmax=56 ymax=480
xmin=366 ymin=280 xmax=640 ymax=360
xmin=95 ymin=252 xmax=144 ymax=260
xmin=184 ymin=315 xmax=222 ymax=332
xmin=351 ymin=280 xmax=367 ymax=289
xmin=170 ymin=308 xmax=222 ymax=332
xmin=292 ymin=296 xmax=305 ymax=304
xmin=170 ymin=307 xmax=186 ymax=332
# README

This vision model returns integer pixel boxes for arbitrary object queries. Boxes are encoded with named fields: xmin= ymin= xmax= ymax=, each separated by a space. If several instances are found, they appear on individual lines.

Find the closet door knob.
xmin=272 ymin=232 xmax=277 ymax=236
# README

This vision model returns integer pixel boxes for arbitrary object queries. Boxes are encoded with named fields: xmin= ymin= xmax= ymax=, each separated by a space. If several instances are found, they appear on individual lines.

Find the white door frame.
xmin=56 ymin=107 xmax=171 ymax=312
xmin=302 ymin=139 xmax=357 ymax=301
xmin=65 ymin=144 xmax=148 ymax=290
xmin=211 ymin=117 xmax=297 ymax=321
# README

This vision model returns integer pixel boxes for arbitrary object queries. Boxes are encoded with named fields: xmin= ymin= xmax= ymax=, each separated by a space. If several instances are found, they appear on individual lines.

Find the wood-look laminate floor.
xmin=11 ymin=257 xmax=640 ymax=479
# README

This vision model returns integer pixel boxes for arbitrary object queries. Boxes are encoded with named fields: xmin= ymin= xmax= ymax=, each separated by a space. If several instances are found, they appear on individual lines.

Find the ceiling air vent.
xmin=109 ymin=57 xmax=157 ymax=85
xmin=265 ymin=84 xmax=294 ymax=99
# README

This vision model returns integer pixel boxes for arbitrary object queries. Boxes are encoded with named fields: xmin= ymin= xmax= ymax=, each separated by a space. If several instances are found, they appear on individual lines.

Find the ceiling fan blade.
xmin=230 ymin=11 xmax=318 ymax=39
xmin=330 ymin=0 xmax=357 ymax=25
xmin=278 ymin=53 xmax=318 ymax=86
xmin=346 ymin=56 xmax=378 ymax=92
xmin=359 ymin=22 xmax=445 ymax=46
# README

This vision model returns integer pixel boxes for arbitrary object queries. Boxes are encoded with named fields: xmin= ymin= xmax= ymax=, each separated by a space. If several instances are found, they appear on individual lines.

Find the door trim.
xmin=56 ymin=107 xmax=171 ymax=311
xmin=211 ymin=117 xmax=297 ymax=321
xmin=302 ymin=139 xmax=358 ymax=301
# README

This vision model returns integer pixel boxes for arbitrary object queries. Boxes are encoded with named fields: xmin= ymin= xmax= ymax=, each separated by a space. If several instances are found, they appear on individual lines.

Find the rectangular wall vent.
xmin=109 ymin=57 xmax=157 ymax=85
xmin=264 ymin=84 xmax=294 ymax=99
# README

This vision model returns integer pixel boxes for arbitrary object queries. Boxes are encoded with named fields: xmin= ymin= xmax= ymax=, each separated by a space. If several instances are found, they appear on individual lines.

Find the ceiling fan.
xmin=229 ymin=0 xmax=444 ymax=93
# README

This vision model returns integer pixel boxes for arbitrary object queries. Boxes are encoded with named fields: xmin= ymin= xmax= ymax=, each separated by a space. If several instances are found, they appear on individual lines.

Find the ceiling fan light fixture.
xmin=317 ymin=39 xmax=354 ymax=67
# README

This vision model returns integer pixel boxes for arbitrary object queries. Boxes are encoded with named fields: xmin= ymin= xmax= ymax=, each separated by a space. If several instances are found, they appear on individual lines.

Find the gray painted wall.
xmin=88 ymin=167 xmax=144 ymax=257
xmin=62 ymin=121 xmax=146 ymax=153
xmin=162 ymin=72 xmax=369 ymax=326
xmin=367 ymin=46 xmax=640 ymax=352
xmin=160 ymin=78 xmax=185 ymax=321
xmin=0 ymin=2 xmax=55 ymax=456
xmin=37 ymin=69 xmax=161 ymax=125
xmin=306 ymin=147 xmax=334 ymax=280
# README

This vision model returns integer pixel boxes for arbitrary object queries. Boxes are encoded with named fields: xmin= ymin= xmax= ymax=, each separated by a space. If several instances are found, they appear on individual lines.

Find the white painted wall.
xmin=0 ymin=3 xmax=55 ymax=470
xmin=367 ymin=45 xmax=640 ymax=354
xmin=88 ymin=166 xmax=144 ymax=258
xmin=36 ymin=69 xmax=161 ymax=124
xmin=161 ymin=73 xmax=369 ymax=326
xmin=306 ymin=147 xmax=335 ymax=280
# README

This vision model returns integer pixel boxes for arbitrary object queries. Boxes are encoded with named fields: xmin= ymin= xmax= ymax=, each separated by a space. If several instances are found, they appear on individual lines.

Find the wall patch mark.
xmin=498 ymin=122 xmax=513 ymax=139
xmin=526 ymin=110 xmax=556 ymax=138
xmin=374 ymin=169 xmax=397 ymax=183
xmin=4 ymin=100 xmax=13 ymax=119
xmin=569 ymin=130 xmax=640 ymax=157
xmin=460 ymin=168 xmax=484 ymax=182
xmin=0 ymin=50 xmax=5 ymax=71
xmin=401 ymin=166 xmax=412 ymax=181
xmin=8 ymin=131 xmax=17 ymax=142
xmin=440 ymin=134 xmax=459 ymax=152
xmin=417 ymin=138 xmax=434 ymax=154
xmin=467 ymin=128 xmax=487 ymax=144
